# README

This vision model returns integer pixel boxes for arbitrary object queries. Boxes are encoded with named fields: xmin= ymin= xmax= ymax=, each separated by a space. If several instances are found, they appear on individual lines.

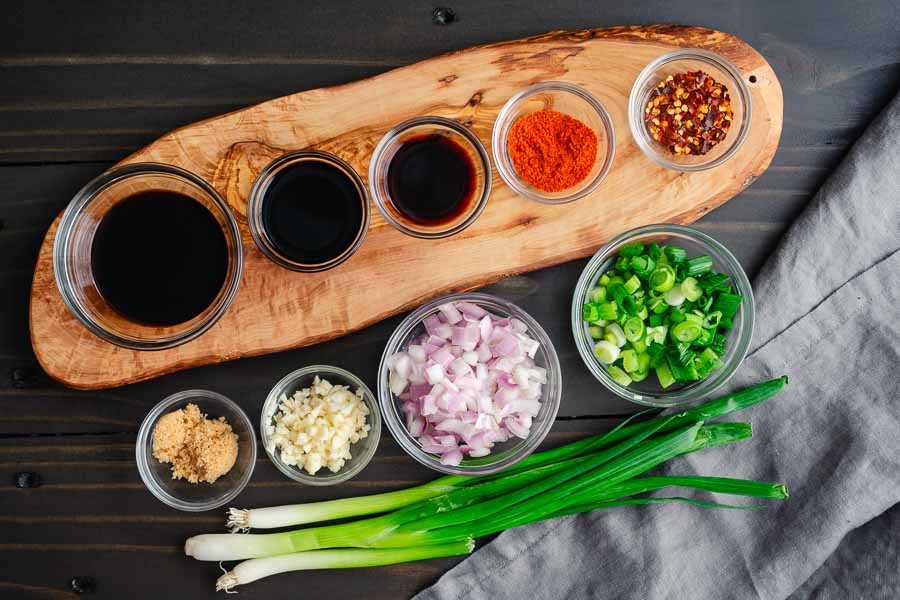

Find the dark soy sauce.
xmin=261 ymin=161 xmax=365 ymax=265
xmin=386 ymin=134 xmax=476 ymax=226
xmin=91 ymin=192 xmax=229 ymax=326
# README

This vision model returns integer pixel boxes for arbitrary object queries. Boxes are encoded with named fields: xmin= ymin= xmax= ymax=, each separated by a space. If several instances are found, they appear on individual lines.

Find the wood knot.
xmin=69 ymin=576 xmax=97 ymax=594
xmin=439 ymin=74 xmax=458 ymax=86
xmin=10 ymin=366 xmax=39 ymax=389
xmin=467 ymin=92 xmax=483 ymax=107
xmin=432 ymin=7 xmax=457 ymax=26
xmin=516 ymin=215 xmax=538 ymax=228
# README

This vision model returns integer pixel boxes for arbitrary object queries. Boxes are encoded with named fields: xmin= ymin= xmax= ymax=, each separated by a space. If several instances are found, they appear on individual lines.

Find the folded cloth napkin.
xmin=417 ymin=91 xmax=900 ymax=600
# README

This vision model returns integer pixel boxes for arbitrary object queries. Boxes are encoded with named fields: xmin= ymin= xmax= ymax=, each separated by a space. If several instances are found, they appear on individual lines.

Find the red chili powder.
xmin=506 ymin=110 xmax=598 ymax=193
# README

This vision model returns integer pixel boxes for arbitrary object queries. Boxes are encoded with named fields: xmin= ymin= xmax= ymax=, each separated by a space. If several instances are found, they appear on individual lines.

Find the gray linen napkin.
xmin=417 ymin=91 xmax=900 ymax=600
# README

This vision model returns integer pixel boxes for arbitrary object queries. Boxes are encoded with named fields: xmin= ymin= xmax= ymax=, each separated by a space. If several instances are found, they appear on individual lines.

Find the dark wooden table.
xmin=2 ymin=2 xmax=898 ymax=598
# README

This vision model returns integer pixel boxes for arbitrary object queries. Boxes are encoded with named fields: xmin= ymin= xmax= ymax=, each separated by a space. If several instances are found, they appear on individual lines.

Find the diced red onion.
xmin=388 ymin=300 xmax=545 ymax=464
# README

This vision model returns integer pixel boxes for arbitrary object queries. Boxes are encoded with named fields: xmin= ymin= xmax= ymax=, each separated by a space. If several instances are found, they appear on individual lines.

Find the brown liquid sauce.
xmin=386 ymin=134 xmax=476 ymax=226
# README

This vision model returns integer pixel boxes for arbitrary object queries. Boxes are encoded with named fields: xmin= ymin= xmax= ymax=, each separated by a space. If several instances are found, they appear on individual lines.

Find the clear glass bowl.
xmin=492 ymin=81 xmax=615 ymax=204
xmin=247 ymin=150 xmax=370 ymax=272
xmin=628 ymin=49 xmax=752 ymax=172
xmin=368 ymin=116 xmax=491 ymax=239
xmin=53 ymin=163 xmax=244 ymax=350
xmin=378 ymin=292 xmax=562 ymax=475
xmin=571 ymin=224 xmax=755 ymax=407
xmin=136 ymin=390 xmax=256 ymax=511
xmin=260 ymin=365 xmax=381 ymax=486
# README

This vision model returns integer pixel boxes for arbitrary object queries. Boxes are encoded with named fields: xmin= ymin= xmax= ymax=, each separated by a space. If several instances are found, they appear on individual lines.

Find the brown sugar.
xmin=152 ymin=403 xmax=238 ymax=484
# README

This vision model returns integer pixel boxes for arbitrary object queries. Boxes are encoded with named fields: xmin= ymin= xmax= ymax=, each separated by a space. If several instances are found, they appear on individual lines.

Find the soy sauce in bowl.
xmin=386 ymin=134 xmax=476 ymax=226
xmin=249 ymin=151 xmax=370 ymax=272
xmin=91 ymin=191 xmax=229 ymax=326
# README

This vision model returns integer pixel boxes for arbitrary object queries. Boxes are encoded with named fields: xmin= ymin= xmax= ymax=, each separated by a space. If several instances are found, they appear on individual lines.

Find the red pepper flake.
xmin=644 ymin=70 xmax=733 ymax=156
xmin=507 ymin=110 xmax=598 ymax=193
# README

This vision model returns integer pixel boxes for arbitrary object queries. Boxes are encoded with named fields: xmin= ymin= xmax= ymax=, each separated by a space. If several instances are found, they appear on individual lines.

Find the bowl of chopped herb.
xmin=628 ymin=49 xmax=752 ymax=172
xmin=571 ymin=224 xmax=754 ymax=407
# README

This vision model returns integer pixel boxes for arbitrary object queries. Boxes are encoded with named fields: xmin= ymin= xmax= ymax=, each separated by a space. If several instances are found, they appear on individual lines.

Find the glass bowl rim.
xmin=627 ymin=48 xmax=753 ymax=172
xmin=491 ymin=81 xmax=616 ymax=205
xmin=135 ymin=389 xmax=257 ymax=512
xmin=378 ymin=291 xmax=562 ymax=475
xmin=247 ymin=149 xmax=371 ymax=272
xmin=259 ymin=364 xmax=382 ymax=486
xmin=570 ymin=223 xmax=755 ymax=407
xmin=52 ymin=162 xmax=244 ymax=350
xmin=367 ymin=116 xmax=492 ymax=239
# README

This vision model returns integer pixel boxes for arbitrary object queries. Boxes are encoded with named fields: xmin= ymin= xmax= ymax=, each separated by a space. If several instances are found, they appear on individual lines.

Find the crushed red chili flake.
xmin=644 ymin=70 xmax=733 ymax=156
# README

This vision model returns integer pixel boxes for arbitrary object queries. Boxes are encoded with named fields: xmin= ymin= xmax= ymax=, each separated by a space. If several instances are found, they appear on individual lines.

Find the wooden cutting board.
xmin=29 ymin=25 xmax=783 ymax=390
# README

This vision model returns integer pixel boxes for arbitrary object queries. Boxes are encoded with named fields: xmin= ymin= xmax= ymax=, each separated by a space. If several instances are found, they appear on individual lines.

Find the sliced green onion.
xmin=615 ymin=256 xmax=631 ymax=272
xmin=663 ymin=245 xmax=687 ymax=264
xmin=668 ymin=308 xmax=685 ymax=324
xmin=703 ymin=311 xmax=722 ymax=329
xmin=646 ymin=325 xmax=668 ymax=345
xmin=648 ymin=314 xmax=663 ymax=327
xmin=619 ymin=241 xmax=645 ymax=257
xmin=593 ymin=340 xmax=620 ymax=364
xmin=712 ymin=293 xmax=742 ymax=318
xmin=655 ymin=362 xmax=675 ymax=388
xmin=588 ymin=325 xmax=605 ymax=339
xmin=647 ymin=242 xmax=662 ymax=261
xmin=623 ymin=317 xmax=645 ymax=342
xmin=719 ymin=316 xmax=733 ymax=330
xmin=631 ymin=255 xmax=656 ymax=277
xmin=665 ymin=286 xmax=686 ymax=306
xmin=621 ymin=349 xmax=639 ymax=373
xmin=698 ymin=273 xmax=732 ymax=293
xmin=624 ymin=275 xmax=641 ymax=294
xmin=649 ymin=265 xmax=676 ymax=292
xmin=582 ymin=303 xmax=600 ymax=322
xmin=681 ymin=277 xmax=703 ymax=301
xmin=672 ymin=342 xmax=695 ymax=365
xmin=693 ymin=327 xmax=715 ymax=347
xmin=605 ymin=323 xmax=627 ymax=347
xmin=599 ymin=273 xmax=610 ymax=286
xmin=631 ymin=336 xmax=648 ymax=354
xmin=589 ymin=286 xmax=608 ymax=303
xmin=636 ymin=305 xmax=649 ymax=320
xmin=671 ymin=320 xmax=702 ymax=343
xmin=667 ymin=353 xmax=699 ymax=381
xmin=649 ymin=295 xmax=668 ymax=314
xmin=608 ymin=365 xmax=632 ymax=386
xmin=684 ymin=255 xmax=713 ymax=277
xmin=595 ymin=302 xmax=618 ymax=321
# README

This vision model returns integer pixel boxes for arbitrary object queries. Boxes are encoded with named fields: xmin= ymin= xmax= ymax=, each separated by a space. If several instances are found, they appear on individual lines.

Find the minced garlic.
xmin=152 ymin=403 xmax=238 ymax=484
xmin=265 ymin=376 xmax=370 ymax=475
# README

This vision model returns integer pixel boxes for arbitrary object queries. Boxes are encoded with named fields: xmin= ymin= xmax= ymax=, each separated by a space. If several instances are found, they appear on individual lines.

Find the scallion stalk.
xmin=216 ymin=541 xmax=474 ymax=591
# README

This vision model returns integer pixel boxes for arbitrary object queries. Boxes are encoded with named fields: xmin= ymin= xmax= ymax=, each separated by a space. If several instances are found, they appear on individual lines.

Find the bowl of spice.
xmin=260 ymin=365 xmax=381 ymax=485
xmin=628 ymin=49 xmax=752 ymax=171
xmin=136 ymin=390 xmax=256 ymax=511
xmin=492 ymin=82 xmax=615 ymax=204
xmin=369 ymin=116 xmax=491 ymax=239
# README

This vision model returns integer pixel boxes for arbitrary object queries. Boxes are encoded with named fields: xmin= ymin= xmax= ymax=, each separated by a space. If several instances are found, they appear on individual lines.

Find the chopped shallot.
xmin=387 ymin=301 xmax=544 ymax=464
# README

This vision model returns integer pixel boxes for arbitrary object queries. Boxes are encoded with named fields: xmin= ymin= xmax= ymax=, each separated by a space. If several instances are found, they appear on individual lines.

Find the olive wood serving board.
xmin=30 ymin=25 xmax=783 ymax=389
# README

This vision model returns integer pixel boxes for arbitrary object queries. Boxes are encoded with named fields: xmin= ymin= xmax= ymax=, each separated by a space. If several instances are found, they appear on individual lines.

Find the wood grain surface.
xmin=2 ymin=1 xmax=899 ymax=599
xmin=29 ymin=25 xmax=783 ymax=390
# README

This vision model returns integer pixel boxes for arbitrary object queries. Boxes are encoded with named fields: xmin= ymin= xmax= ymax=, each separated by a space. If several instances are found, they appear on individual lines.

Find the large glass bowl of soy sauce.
xmin=53 ymin=163 xmax=244 ymax=351
xmin=369 ymin=116 xmax=492 ymax=239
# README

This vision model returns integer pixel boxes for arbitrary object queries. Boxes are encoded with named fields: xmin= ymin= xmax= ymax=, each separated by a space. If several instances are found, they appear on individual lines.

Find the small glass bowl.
xmin=53 ymin=163 xmax=244 ymax=350
xmin=378 ymin=292 xmax=562 ymax=475
xmin=260 ymin=365 xmax=381 ymax=486
xmin=368 ymin=116 xmax=491 ymax=239
xmin=136 ymin=390 xmax=256 ymax=511
xmin=628 ymin=49 xmax=752 ymax=172
xmin=492 ymin=82 xmax=615 ymax=204
xmin=248 ymin=150 xmax=370 ymax=272
xmin=572 ymin=224 xmax=754 ymax=407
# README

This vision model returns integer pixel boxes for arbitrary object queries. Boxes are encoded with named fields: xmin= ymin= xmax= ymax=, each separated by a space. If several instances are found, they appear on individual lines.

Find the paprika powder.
xmin=506 ymin=110 xmax=598 ymax=193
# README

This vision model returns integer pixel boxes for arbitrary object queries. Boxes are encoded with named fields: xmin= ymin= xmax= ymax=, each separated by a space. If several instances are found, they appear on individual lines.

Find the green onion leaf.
xmin=684 ymin=255 xmax=713 ymax=277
